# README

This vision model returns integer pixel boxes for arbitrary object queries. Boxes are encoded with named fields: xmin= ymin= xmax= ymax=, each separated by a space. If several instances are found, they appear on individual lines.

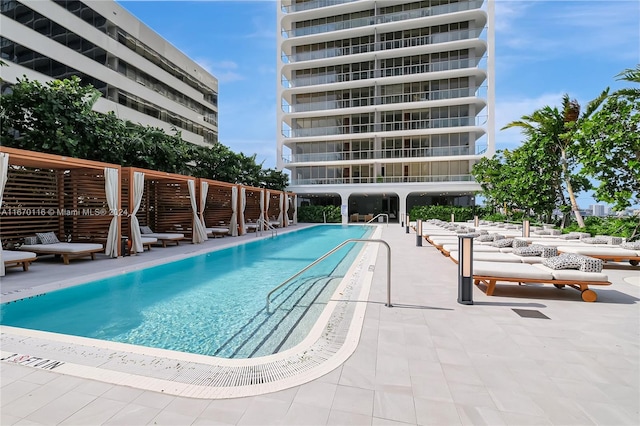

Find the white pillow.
xmin=140 ymin=226 xmax=153 ymax=234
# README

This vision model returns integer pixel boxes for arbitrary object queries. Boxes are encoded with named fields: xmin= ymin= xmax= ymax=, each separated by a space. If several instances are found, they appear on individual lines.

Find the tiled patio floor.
xmin=1 ymin=224 xmax=639 ymax=425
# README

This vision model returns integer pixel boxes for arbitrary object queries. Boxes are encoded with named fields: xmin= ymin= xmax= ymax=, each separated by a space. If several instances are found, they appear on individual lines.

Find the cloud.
xmin=196 ymin=58 xmax=244 ymax=83
xmin=494 ymin=91 xmax=565 ymax=151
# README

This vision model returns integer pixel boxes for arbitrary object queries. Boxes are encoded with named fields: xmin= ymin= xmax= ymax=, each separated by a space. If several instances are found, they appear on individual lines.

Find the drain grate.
xmin=512 ymin=309 xmax=550 ymax=319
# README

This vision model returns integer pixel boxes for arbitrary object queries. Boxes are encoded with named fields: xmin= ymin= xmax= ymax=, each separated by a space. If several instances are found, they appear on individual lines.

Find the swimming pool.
xmin=0 ymin=225 xmax=373 ymax=359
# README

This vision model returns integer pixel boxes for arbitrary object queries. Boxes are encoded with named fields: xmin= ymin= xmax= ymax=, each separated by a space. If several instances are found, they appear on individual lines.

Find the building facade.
xmin=277 ymin=0 xmax=494 ymax=221
xmin=0 ymin=0 xmax=218 ymax=147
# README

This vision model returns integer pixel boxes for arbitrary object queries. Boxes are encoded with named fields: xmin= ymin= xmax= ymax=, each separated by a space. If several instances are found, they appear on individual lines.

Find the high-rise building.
xmin=0 ymin=0 xmax=218 ymax=147
xmin=277 ymin=0 xmax=494 ymax=221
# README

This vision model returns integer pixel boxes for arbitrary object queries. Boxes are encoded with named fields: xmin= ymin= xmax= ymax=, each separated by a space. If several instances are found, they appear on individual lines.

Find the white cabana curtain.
xmin=199 ymin=181 xmax=209 ymax=230
xmin=277 ymin=193 xmax=284 ymax=226
xmin=293 ymin=195 xmax=298 ymax=225
xmin=188 ymin=180 xmax=208 ymax=243
xmin=0 ymin=153 xmax=9 ymax=276
xmin=240 ymin=187 xmax=246 ymax=235
xmin=259 ymin=190 xmax=265 ymax=229
xmin=284 ymin=194 xmax=290 ymax=226
xmin=230 ymin=186 xmax=238 ymax=236
xmin=104 ymin=168 xmax=120 ymax=258
xmin=266 ymin=190 xmax=271 ymax=219
xmin=129 ymin=172 xmax=145 ymax=254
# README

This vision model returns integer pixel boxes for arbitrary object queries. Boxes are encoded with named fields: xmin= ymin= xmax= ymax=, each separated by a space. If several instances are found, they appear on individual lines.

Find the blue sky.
xmin=118 ymin=0 xmax=639 ymax=208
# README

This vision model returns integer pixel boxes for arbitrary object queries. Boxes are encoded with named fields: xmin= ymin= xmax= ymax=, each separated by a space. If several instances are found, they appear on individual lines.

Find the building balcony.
xmin=289 ymin=174 xmax=474 ymax=185
xmin=284 ymin=58 xmax=480 ymax=88
xmin=283 ymin=116 xmax=484 ymax=138
xmin=282 ymin=144 xmax=488 ymax=163
xmin=282 ymin=0 xmax=358 ymax=14
xmin=282 ymin=28 xmax=483 ymax=64
xmin=284 ymin=87 xmax=480 ymax=113
xmin=282 ymin=1 xmax=484 ymax=38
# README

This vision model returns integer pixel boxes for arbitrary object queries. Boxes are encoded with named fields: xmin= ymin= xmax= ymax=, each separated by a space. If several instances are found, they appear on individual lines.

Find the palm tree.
xmin=503 ymin=91 xmax=608 ymax=228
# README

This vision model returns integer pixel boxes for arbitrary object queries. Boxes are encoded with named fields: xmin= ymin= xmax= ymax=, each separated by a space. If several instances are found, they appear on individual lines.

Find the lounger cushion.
xmin=145 ymin=233 xmax=184 ymax=240
xmin=622 ymin=242 xmax=640 ymax=250
xmin=513 ymin=245 xmax=543 ymax=257
xmin=543 ymin=254 xmax=583 ymax=270
xmin=20 ymin=242 xmax=103 ymax=253
xmin=36 ymin=232 xmax=60 ymax=245
xmin=579 ymin=256 xmax=604 ymax=273
xmin=2 ymin=250 xmax=37 ymax=262
xmin=541 ymin=247 xmax=559 ymax=258
xmin=581 ymin=237 xmax=609 ymax=245
xmin=140 ymin=226 xmax=153 ymax=234
xmin=558 ymin=246 xmax=638 ymax=256
xmin=473 ymin=261 xmax=554 ymax=280
xmin=533 ymin=264 xmax=609 ymax=282
xmin=476 ymin=234 xmax=495 ymax=242
xmin=512 ymin=239 xmax=529 ymax=248
xmin=490 ymin=238 xmax=514 ymax=248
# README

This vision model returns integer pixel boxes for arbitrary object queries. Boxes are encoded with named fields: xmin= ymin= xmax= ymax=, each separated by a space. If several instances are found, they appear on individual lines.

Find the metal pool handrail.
xmin=366 ymin=213 xmax=389 ymax=225
xmin=255 ymin=218 xmax=278 ymax=237
xmin=266 ymin=238 xmax=392 ymax=313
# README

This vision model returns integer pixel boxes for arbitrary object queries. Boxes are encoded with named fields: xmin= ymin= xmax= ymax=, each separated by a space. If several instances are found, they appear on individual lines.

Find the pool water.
xmin=0 ymin=225 xmax=373 ymax=358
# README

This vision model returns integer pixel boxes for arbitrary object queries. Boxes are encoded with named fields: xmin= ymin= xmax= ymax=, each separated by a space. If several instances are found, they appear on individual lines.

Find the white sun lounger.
xmin=206 ymin=227 xmax=229 ymax=238
xmin=472 ymin=261 xmax=611 ymax=302
xmin=556 ymin=246 xmax=640 ymax=266
xmin=142 ymin=233 xmax=184 ymax=247
xmin=2 ymin=249 xmax=37 ymax=272
xmin=448 ymin=250 xmax=545 ymax=264
xmin=19 ymin=242 xmax=104 ymax=265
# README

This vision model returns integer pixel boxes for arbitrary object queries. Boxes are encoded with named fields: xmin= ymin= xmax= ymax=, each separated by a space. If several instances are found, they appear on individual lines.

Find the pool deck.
xmin=1 ymin=223 xmax=639 ymax=425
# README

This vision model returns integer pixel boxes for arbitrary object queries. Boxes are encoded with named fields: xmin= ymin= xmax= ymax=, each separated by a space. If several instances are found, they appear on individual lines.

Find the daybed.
xmin=472 ymin=261 xmax=611 ymax=302
xmin=2 ymin=249 xmax=37 ymax=272
xmin=19 ymin=242 xmax=104 ymax=265
xmin=139 ymin=226 xmax=185 ymax=247
xmin=556 ymin=245 xmax=640 ymax=266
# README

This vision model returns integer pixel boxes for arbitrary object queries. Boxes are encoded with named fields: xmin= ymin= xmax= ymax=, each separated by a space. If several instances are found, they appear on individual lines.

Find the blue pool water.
xmin=1 ymin=225 xmax=373 ymax=358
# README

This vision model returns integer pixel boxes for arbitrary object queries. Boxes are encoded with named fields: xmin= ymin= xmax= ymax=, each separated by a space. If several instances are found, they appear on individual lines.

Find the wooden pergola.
xmin=198 ymin=178 xmax=240 ymax=236
xmin=121 ymin=167 xmax=205 ymax=252
xmin=0 ymin=146 xmax=122 ymax=255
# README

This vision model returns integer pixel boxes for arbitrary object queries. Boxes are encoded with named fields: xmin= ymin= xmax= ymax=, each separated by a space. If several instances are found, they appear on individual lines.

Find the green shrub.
xmin=297 ymin=205 xmax=341 ymax=223
xmin=563 ymin=216 xmax=639 ymax=239
xmin=409 ymin=205 xmax=493 ymax=222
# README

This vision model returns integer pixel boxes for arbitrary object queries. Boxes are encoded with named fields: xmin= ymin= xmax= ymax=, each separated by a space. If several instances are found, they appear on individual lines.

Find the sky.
xmin=117 ymin=0 xmax=639 ymax=208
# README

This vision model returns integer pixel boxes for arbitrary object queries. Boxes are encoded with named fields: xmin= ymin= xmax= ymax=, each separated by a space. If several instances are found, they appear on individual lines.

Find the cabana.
xmin=241 ymin=186 xmax=265 ymax=234
xmin=285 ymin=192 xmax=297 ymax=226
xmin=198 ymin=178 xmax=239 ymax=237
xmin=266 ymin=190 xmax=284 ymax=228
xmin=122 ymin=167 xmax=207 ymax=254
xmin=0 ymin=147 xmax=121 ymax=271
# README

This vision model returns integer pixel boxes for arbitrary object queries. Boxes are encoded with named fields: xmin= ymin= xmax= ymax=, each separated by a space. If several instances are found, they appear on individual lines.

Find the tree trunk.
xmin=560 ymin=148 xmax=585 ymax=228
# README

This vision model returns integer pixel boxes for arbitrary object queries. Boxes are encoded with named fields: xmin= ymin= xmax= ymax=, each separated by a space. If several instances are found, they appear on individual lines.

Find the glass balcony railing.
xmin=283 ymin=0 xmax=358 ymax=13
xmin=284 ymin=87 xmax=480 ymax=113
xmin=285 ymin=58 xmax=478 ymax=88
xmin=289 ymin=174 xmax=474 ymax=185
xmin=283 ymin=28 xmax=483 ymax=63
xmin=283 ymin=0 xmax=484 ymax=38
xmin=282 ymin=144 xmax=487 ymax=163
xmin=284 ymin=115 xmax=485 ymax=138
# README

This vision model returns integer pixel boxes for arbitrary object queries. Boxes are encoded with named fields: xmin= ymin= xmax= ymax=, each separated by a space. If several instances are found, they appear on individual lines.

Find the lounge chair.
xmin=19 ymin=240 xmax=104 ymax=265
xmin=206 ymin=226 xmax=229 ymax=238
xmin=2 ymin=249 xmax=37 ymax=272
xmin=556 ymin=245 xmax=640 ymax=266
xmin=472 ymin=261 xmax=611 ymax=302
xmin=139 ymin=226 xmax=184 ymax=247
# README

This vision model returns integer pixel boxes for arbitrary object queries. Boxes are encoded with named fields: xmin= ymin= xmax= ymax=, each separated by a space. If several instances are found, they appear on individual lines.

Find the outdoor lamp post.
xmin=474 ymin=215 xmax=479 ymax=228
xmin=416 ymin=219 xmax=423 ymax=247
xmin=522 ymin=219 xmax=530 ymax=237
xmin=401 ymin=213 xmax=404 ymax=227
xmin=457 ymin=234 xmax=474 ymax=305
xmin=406 ymin=214 xmax=410 ymax=233
xmin=451 ymin=213 xmax=455 ymax=223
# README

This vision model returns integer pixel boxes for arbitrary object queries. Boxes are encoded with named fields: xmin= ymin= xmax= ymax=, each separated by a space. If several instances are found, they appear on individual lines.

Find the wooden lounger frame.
xmin=4 ymin=257 xmax=36 ymax=272
xmin=24 ymin=246 xmax=104 ymax=265
xmin=473 ymin=276 xmax=611 ymax=302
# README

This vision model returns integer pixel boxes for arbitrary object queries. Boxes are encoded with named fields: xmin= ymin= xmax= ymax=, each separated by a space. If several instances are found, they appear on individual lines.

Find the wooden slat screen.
xmin=64 ymin=168 xmax=110 ymax=242
xmin=204 ymin=185 xmax=233 ymax=227
xmin=267 ymin=192 xmax=282 ymax=222
xmin=244 ymin=189 xmax=262 ymax=223
xmin=1 ymin=166 xmax=63 ymax=247
xmin=136 ymin=179 xmax=192 ymax=234
xmin=120 ymin=173 xmax=130 ymax=238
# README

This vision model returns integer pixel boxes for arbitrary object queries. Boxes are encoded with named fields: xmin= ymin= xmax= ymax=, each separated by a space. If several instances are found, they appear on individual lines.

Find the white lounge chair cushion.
xmin=2 ymin=249 xmax=37 ymax=261
xmin=622 ymin=242 xmax=640 ymax=250
xmin=20 ymin=243 xmax=103 ymax=253
xmin=533 ymin=264 xmax=609 ymax=282
xmin=450 ymin=251 xmax=522 ymax=263
xmin=473 ymin=261 xmax=554 ymax=280
xmin=206 ymin=227 xmax=229 ymax=233
xmin=140 ymin=237 xmax=157 ymax=244
xmin=557 ymin=246 xmax=639 ymax=257
xmin=442 ymin=244 xmax=500 ymax=253
xmin=144 ymin=233 xmax=184 ymax=240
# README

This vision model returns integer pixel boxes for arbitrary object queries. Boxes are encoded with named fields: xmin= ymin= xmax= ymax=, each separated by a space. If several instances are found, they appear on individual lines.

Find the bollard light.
xmin=401 ymin=212 xmax=405 ymax=227
xmin=457 ymin=235 xmax=474 ymax=305
xmin=451 ymin=213 xmax=455 ymax=223
xmin=474 ymin=215 xmax=479 ymax=228
xmin=416 ymin=219 xmax=423 ymax=246
xmin=522 ymin=219 xmax=530 ymax=237
xmin=406 ymin=214 xmax=410 ymax=233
